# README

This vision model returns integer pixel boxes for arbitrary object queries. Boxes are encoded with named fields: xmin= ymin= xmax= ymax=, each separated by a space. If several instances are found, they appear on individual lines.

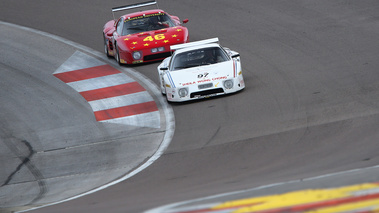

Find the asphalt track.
xmin=1 ymin=0 xmax=379 ymax=213
xmin=0 ymin=20 xmax=174 ymax=212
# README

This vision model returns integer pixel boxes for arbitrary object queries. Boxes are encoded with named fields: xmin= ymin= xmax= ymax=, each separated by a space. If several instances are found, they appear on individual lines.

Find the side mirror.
xmin=182 ymin=19 xmax=189 ymax=24
xmin=160 ymin=67 xmax=168 ymax=71
xmin=106 ymin=31 xmax=114 ymax=36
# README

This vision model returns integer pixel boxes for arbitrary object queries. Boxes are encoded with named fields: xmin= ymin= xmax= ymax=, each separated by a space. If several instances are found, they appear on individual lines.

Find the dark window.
xmin=171 ymin=47 xmax=229 ymax=71
xmin=116 ymin=18 xmax=124 ymax=35
xmin=122 ymin=13 xmax=175 ymax=36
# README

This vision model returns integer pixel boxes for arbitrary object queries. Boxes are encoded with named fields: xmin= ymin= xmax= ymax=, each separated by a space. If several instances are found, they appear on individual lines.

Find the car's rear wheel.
xmin=103 ymin=34 xmax=110 ymax=57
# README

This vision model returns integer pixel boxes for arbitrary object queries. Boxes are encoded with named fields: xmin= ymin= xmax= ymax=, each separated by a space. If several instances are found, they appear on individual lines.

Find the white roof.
xmin=170 ymin=38 xmax=219 ymax=51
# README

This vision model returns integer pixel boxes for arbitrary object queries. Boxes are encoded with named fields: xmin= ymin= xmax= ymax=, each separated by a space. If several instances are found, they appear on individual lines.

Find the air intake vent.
xmin=190 ymin=88 xmax=224 ymax=98
xmin=144 ymin=52 xmax=171 ymax=61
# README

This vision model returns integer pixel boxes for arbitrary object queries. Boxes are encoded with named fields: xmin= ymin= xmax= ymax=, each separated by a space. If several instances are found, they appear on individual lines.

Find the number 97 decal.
xmin=143 ymin=34 xmax=165 ymax=42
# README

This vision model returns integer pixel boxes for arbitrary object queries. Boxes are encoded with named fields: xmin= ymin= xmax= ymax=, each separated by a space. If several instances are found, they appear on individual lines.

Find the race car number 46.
xmin=143 ymin=34 xmax=165 ymax=41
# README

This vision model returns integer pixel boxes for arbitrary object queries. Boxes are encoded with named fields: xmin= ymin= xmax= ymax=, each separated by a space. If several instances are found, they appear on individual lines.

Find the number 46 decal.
xmin=143 ymin=34 xmax=165 ymax=41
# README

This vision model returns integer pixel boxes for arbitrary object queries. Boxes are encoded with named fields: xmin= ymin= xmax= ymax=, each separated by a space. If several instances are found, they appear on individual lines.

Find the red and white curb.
xmin=53 ymin=51 xmax=160 ymax=128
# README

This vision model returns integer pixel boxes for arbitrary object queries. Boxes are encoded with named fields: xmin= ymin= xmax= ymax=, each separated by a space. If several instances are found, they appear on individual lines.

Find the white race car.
xmin=157 ymin=38 xmax=245 ymax=102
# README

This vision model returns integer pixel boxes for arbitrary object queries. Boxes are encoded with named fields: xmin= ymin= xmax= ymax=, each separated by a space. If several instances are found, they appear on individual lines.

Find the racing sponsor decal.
xmin=182 ymin=81 xmax=196 ymax=86
xmin=125 ymin=12 xmax=165 ymax=22
xmin=197 ymin=79 xmax=211 ymax=83
xmin=212 ymin=76 xmax=227 ymax=81
xmin=181 ymin=76 xmax=228 ymax=86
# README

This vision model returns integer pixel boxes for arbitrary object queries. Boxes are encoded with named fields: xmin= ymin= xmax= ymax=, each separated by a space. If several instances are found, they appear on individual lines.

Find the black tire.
xmin=161 ymin=80 xmax=166 ymax=95
xmin=103 ymin=34 xmax=110 ymax=57
xmin=115 ymin=44 xmax=121 ymax=65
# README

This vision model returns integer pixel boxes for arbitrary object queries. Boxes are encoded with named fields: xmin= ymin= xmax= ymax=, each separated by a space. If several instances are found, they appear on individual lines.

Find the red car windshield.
xmin=122 ymin=13 xmax=175 ymax=35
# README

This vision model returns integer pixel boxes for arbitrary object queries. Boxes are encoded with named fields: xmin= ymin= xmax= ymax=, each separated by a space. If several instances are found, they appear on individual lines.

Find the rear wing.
xmin=170 ymin=38 xmax=219 ymax=51
xmin=111 ymin=1 xmax=158 ymax=20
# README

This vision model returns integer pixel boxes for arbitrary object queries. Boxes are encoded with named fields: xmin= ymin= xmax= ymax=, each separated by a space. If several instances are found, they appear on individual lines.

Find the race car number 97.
xmin=143 ymin=34 xmax=165 ymax=41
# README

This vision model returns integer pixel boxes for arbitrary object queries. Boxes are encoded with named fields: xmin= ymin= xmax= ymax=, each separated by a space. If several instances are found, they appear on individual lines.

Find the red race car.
xmin=103 ymin=1 xmax=189 ymax=65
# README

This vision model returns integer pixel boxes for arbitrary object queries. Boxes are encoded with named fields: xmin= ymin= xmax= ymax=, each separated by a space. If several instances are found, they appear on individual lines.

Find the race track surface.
xmin=1 ymin=0 xmax=379 ymax=212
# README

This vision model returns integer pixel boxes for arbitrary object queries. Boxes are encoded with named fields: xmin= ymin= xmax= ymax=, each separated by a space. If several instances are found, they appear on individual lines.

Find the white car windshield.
xmin=171 ymin=47 xmax=229 ymax=71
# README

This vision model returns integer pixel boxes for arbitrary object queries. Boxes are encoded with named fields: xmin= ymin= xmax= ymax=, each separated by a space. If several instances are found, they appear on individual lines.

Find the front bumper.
xmin=166 ymin=76 xmax=245 ymax=102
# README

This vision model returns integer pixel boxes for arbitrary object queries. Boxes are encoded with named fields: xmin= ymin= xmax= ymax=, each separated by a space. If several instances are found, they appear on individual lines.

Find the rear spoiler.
xmin=170 ymin=38 xmax=219 ymax=51
xmin=111 ymin=1 xmax=158 ymax=20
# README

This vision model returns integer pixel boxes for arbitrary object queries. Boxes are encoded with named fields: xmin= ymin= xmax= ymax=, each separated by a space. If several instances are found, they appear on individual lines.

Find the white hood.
xmin=167 ymin=61 xmax=234 ymax=88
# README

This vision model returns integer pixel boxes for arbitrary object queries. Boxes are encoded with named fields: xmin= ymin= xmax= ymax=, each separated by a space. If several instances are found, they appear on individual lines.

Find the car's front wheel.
xmin=114 ymin=44 xmax=121 ymax=65
xmin=103 ymin=34 xmax=110 ymax=57
xmin=160 ymin=79 xmax=166 ymax=95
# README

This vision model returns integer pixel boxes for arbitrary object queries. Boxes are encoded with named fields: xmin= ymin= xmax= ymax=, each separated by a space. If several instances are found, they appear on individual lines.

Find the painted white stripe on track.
xmin=54 ymin=50 xmax=106 ymax=74
xmin=88 ymin=91 xmax=154 ymax=111
xmin=100 ymin=111 xmax=161 ymax=128
xmin=67 ymin=73 xmax=134 ymax=92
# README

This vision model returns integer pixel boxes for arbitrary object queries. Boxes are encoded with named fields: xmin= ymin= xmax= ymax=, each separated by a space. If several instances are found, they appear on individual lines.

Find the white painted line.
xmin=100 ymin=111 xmax=161 ymax=128
xmin=67 ymin=73 xmax=134 ymax=92
xmin=54 ymin=50 xmax=106 ymax=74
xmin=88 ymin=91 xmax=153 ymax=111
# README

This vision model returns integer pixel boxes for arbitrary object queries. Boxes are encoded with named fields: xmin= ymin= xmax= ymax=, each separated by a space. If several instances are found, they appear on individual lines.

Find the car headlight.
xmin=223 ymin=80 xmax=234 ymax=89
xmin=178 ymin=88 xmax=188 ymax=97
xmin=132 ymin=51 xmax=142 ymax=60
xmin=151 ymin=47 xmax=165 ymax=53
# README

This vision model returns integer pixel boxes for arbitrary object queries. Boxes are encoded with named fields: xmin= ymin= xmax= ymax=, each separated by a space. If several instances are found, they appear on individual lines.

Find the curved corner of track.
xmin=0 ymin=21 xmax=175 ymax=213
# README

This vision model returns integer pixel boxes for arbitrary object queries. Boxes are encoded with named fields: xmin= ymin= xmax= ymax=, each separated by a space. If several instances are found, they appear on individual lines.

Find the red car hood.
xmin=119 ymin=26 xmax=188 ymax=51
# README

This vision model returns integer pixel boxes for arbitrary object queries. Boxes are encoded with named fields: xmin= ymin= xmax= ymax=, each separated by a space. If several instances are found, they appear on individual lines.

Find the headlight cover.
xmin=132 ymin=51 xmax=142 ymax=60
xmin=151 ymin=47 xmax=165 ymax=53
xmin=178 ymin=88 xmax=189 ymax=98
xmin=223 ymin=79 xmax=234 ymax=89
